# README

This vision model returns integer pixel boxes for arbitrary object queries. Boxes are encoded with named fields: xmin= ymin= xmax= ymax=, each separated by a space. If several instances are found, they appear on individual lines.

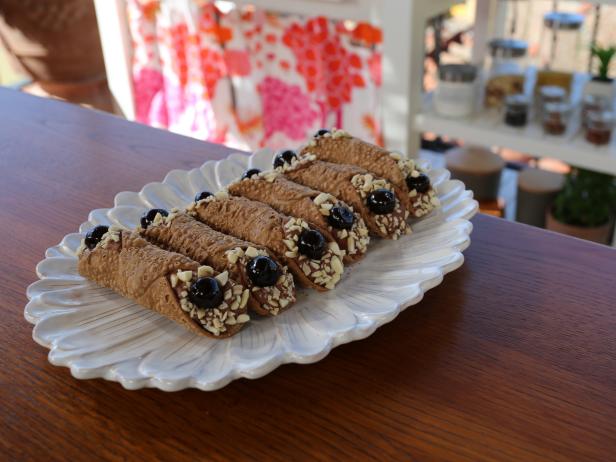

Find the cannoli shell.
xmin=142 ymin=214 xmax=250 ymax=283
xmin=227 ymin=177 xmax=336 ymax=246
xmin=283 ymin=160 xmax=395 ymax=238
xmin=192 ymin=197 xmax=329 ymax=291
xmin=302 ymin=136 xmax=411 ymax=209
xmin=78 ymin=231 xmax=236 ymax=337
xmin=141 ymin=213 xmax=293 ymax=315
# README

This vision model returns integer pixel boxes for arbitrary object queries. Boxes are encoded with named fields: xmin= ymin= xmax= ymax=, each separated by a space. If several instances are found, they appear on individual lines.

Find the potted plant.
xmin=0 ymin=0 xmax=111 ymax=110
xmin=584 ymin=44 xmax=616 ymax=100
xmin=546 ymin=168 xmax=616 ymax=244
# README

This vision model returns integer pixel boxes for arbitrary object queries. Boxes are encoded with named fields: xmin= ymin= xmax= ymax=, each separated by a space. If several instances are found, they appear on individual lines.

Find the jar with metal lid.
xmin=540 ymin=12 xmax=584 ymax=73
xmin=542 ymin=102 xmax=569 ymax=136
xmin=537 ymin=85 xmax=567 ymax=118
xmin=485 ymin=38 xmax=527 ymax=109
xmin=539 ymin=85 xmax=566 ymax=105
xmin=585 ymin=110 xmax=614 ymax=146
xmin=434 ymin=64 xmax=478 ymax=118
xmin=582 ymin=94 xmax=610 ymax=128
xmin=504 ymin=94 xmax=529 ymax=127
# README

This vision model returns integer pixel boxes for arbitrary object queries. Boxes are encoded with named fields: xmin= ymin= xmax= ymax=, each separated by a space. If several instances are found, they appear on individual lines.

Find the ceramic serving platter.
xmin=25 ymin=149 xmax=478 ymax=391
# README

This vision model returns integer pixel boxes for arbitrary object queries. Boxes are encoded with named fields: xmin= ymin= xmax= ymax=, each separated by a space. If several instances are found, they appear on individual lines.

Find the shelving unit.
xmin=415 ymin=93 xmax=616 ymax=176
xmin=412 ymin=0 xmax=616 ymax=246
xmin=415 ymin=59 xmax=616 ymax=176
xmin=415 ymin=0 xmax=616 ymax=169
xmin=583 ymin=0 xmax=616 ymax=5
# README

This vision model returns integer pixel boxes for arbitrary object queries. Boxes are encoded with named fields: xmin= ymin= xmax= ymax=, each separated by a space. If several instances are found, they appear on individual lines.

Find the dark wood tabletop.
xmin=1 ymin=88 xmax=615 ymax=462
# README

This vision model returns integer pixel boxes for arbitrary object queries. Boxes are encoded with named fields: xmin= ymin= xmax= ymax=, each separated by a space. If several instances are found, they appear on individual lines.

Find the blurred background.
xmin=1 ymin=0 xmax=615 ymax=244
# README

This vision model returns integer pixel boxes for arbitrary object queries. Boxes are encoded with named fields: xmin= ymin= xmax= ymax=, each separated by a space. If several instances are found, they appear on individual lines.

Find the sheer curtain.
xmin=127 ymin=0 xmax=383 ymax=150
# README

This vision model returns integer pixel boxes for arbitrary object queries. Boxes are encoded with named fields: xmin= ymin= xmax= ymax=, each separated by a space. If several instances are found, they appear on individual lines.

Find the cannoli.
xmin=138 ymin=209 xmax=296 ymax=316
xmin=301 ymin=128 xmax=440 ymax=218
xmin=77 ymin=226 xmax=249 ymax=338
xmin=276 ymin=153 xmax=410 ymax=239
xmin=227 ymin=170 xmax=369 ymax=264
xmin=188 ymin=191 xmax=345 ymax=291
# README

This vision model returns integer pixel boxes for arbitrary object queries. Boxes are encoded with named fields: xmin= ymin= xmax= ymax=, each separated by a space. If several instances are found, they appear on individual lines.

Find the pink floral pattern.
xmin=282 ymin=18 xmax=365 ymax=113
xmin=224 ymin=50 xmax=251 ymax=77
xmin=133 ymin=67 xmax=164 ymax=124
xmin=368 ymin=53 xmax=382 ymax=87
xmin=258 ymin=77 xmax=319 ymax=141
xmin=127 ymin=0 xmax=383 ymax=150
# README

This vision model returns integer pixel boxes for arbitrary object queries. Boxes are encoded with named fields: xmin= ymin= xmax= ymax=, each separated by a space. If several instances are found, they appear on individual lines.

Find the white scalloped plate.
xmin=25 ymin=149 xmax=478 ymax=391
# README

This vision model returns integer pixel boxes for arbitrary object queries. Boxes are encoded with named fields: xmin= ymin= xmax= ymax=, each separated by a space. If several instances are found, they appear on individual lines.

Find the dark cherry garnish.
xmin=314 ymin=129 xmax=330 ymax=137
xmin=188 ymin=277 xmax=223 ymax=309
xmin=366 ymin=189 xmax=396 ymax=214
xmin=242 ymin=168 xmax=261 ymax=180
xmin=84 ymin=225 xmax=109 ymax=250
xmin=194 ymin=190 xmax=213 ymax=202
xmin=273 ymin=149 xmax=297 ymax=168
xmin=246 ymin=255 xmax=280 ymax=287
xmin=140 ymin=208 xmax=168 ymax=229
xmin=297 ymin=229 xmax=326 ymax=260
xmin=327 ymin=204 xmax=355 ymax=230
xmin=406 ymin=172 xmax=431 ymax=194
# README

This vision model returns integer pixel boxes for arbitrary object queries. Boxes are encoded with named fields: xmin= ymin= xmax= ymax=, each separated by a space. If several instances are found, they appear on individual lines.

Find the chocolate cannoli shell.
xmin=78 ymin=231 xmax=235 ymax=337
xmin=302 ymin=136 xmax=411 ymax=209
xmin=141 ymin=213 xmax=293 ymax=316
xmin=191 ymin=197 xmax=328 ymax=291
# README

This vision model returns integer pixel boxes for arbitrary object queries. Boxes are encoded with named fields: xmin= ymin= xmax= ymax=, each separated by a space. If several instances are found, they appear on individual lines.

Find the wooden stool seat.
xmin=516 ymin=168 xmax=565 ymax=228
xmin=445 ymin=145 xmax=505 ymax=201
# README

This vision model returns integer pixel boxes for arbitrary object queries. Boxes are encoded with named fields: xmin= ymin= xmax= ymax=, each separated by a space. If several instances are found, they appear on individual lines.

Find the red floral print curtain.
xmin=127 ymin=0 xmax=383 ymax=150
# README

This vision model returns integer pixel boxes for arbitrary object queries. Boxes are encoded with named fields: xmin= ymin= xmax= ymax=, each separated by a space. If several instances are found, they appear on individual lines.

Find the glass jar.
xmin=585 ymin=111 xmax=614 ymax=146
xmin=504 ymin=94 xmax=529 ymax=127
xmin=537 ymin=85 xmax=567 ymax=118
xmin=534 ymin=71 xmax=573 ymax=99
xmin=540 ymin=12 xmax=584 ymax=73
xmin=434 ymin=64 xmax=478 ymax=118
xmin=539 ymin=85 xmax=566 ymax=105
xmin=484 ymin=38 xmax=527 ymax=109
xmin=542 ymin=102 xmax=569 ymax=136
xmin=582 ymin=94 xmax=610 ymax=128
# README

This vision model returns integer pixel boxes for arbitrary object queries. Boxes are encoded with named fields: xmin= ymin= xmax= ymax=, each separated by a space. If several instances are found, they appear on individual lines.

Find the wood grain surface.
xmin=1 ymin=89 xmax=615 ymax=462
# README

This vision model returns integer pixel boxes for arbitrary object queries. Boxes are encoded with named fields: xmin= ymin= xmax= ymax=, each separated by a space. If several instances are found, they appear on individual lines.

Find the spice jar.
xmin=504 ymin=94 xmax=530 ymax=127
xmin=540 ymin=12 xmax=584 ymax=73
xmin=484 ymin=38 xmax=527 ymax=109
xmin=537 ymin=85 xmax=567 ymax=118
xmin=585 ymin=111 xmax=614 ymax=146
xmin=582 ymin=94 xmax=610 ymax=128
xmin=542 ymin=102 xmax=569 ymax=135
xmin=434 ymin=64 xmax=478 ymax=118
xmin=539 ymin=85 xmax=566 ymax=105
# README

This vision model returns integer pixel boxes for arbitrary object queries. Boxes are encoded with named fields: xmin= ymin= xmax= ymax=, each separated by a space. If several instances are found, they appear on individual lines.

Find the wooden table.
xmin=1 ymin=89 xmax=615 ymax=461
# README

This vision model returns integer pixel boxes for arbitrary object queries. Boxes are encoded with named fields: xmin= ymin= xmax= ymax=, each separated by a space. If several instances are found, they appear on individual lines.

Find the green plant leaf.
xmin=552 ymin=168 xmax=616 ymax=227
xmin=591 ymin=44 xmax=616 ymax=79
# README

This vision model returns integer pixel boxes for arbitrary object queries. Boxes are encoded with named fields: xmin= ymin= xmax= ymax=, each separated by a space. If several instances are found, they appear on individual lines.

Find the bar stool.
xmin=516 ymin=167 xmax=564 ymax=228
xmin=446 ymin=146 xmax=505 ymax=215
